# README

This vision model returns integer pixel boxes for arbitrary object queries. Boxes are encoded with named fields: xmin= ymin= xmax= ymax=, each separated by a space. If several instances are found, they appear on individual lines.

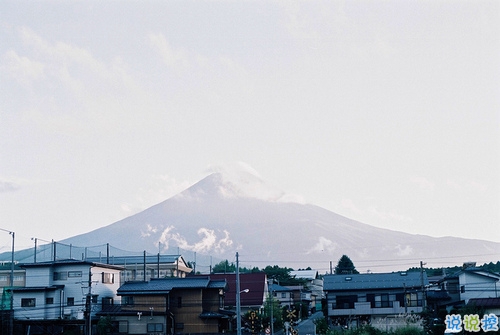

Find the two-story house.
xmin=206 ymin=273 xmax=267 ymax=312
xmin=323 ymin=272 xmax=428 ymax=330
xmin=9 ymin=259 xmax=123 ymax=335
xmin=437 ymin=266 xmax=500 ymax=311
xmin=269 ymin=283 xmax=294 ymax=308
xmin=290 ymin=269 xmax=324 ymax=312
xmin=106 ymin=276 xmax=229 ymax=335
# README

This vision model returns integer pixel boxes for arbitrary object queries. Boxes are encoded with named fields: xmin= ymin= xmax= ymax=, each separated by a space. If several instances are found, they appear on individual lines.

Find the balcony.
xmin=330 ymin=301 xmax=424 ymax=316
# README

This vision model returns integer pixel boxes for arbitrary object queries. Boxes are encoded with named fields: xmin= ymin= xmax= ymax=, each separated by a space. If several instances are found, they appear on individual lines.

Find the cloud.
xmin=307 ymin=236 xmax=338 ymax=254
xmin=0 ymin=180 xmax=21 ymax=193
xmin=410 ymin=176 xmax=435 ymax=191
xmin=206 ymin=162 xmax=305 ymax=204
xmin=395 ymin=244 xmax=414 ymax=257
xmin=141 ymin=224 xmax=159 ymax=238
xmin=2 ymin=49 xmax=44 ymax=85
xmin=341 ymin=198 xmax=360 ymax=213
xmin=12 ymin=26 xmax=151 ymax=136
xmin=148 ymin=33 xmax=190 ymax=71
xmin=157 ymin=226 xmax=233 ymax=254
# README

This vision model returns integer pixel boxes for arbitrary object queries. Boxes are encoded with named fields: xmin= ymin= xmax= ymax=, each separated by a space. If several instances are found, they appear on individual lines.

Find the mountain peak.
xmin=178 ymin=162 xmax=304 ymax=203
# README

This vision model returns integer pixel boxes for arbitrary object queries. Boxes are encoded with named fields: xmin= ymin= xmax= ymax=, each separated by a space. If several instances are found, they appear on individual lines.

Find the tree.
xmin=212 ymin=260 xmax=236 ymax=273
xmin=334 ymin=255 xmax=359 ymax=274
xmin=262 ymin=293 xmax=284 ymax=330
xmin=263 ymin=265 xmax=299 ymax=286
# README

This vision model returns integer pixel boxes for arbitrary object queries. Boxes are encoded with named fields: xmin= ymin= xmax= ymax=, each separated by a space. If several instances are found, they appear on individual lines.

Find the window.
xmin=405 ymin=293 xmax=421 ymax=307
xmin=374 ymin=294 xmax=391 ymax=308
xmin=281 ymin=293 xmax=287 ymax=298
xmin=53 ymin=272 xmax=68 ymax=280
xmin=46 ymin=297 xmax=54 ymax=304
xmin=21 ymin=298 xmax=36 ymax=307
xmin=122 ymin=296 xmax=134 ymax=306
xmin=335 ymin=295 xmax=357 ymax=309
xmin=118 ymin=321 xmax=129 ymax=333
xmin=102 ymin=297 xmax=114 ymax=307
xmin=92 ymin=295 xmax=98 ymax=304
xmin=68 ymin=271 xmax=82 ymax=278
xmin=102 ymin=272 xmax=115 ymax=284
xmin=67 ymin=297 xmax=75 ymax=306
xmin=147 ymin=324 xmax=163 ymax=332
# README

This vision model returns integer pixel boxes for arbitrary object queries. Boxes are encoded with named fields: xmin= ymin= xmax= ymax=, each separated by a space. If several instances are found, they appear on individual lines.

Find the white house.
xmin=9 ymin=259 xmax=123 ymax=334
xmin=438 ymin=266 xmax=500 ymax=310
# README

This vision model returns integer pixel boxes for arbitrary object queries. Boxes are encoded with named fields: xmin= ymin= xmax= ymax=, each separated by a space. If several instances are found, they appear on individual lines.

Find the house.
xmin=437 ymin=265 xmax=500 ymax=311
xmin=269 ymin=283 xmax=294 ymax=308
xmin=86 ymin=254 xmax=193 ymax=281
xmin=290 ymin=269 xmax=324 ymax=312
xmin=0 ymin=263 xmax=26 ymax=289
xmin=323 ymin=271 xmax=428 ymax=329
xmin=467 ymin=297 xmax=500 ymax=316
xmin=106 ymin=276 xmax=229 ymax=335
xmin=205 ymin=273 xmax=268 ymax=312
xmin=7 ymin=259 xmax=123 ymax=334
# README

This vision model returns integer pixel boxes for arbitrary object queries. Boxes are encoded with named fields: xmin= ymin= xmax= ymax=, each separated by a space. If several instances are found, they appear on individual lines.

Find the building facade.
xmin=9 ymin=259 xmax=123 ymax=334
xmin=323 ymin=272 xmax=428 ymax=330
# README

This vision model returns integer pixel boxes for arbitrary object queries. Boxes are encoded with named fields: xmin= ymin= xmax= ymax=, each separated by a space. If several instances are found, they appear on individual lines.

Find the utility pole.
xmin=420 ymin=261 xmax=426 ymax=309
xmin=85 ymin=268 xmax=93 ymax=335
xmin=236 ymin=252 xmax=242 ymax=335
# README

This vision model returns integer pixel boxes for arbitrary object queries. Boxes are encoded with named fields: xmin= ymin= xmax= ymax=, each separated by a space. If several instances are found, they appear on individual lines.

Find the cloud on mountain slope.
xmin=307 ymin=236 xmax=339 ymax=254
xmin=157 ymin=225 xmax=233 ymax=254
xmin=205 ymin=161 xmax=305 ymax=203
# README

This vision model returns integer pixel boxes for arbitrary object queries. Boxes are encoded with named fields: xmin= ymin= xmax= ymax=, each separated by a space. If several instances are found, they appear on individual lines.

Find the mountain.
xmin=6 ymin=164 xmax=500 ymax=273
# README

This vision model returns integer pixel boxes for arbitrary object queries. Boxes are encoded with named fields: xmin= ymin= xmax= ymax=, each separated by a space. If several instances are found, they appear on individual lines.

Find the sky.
xmin=1 ymin=1 xmax=499 ymax=256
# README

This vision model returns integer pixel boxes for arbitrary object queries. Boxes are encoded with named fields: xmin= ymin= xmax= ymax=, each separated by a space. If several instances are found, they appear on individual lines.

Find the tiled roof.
xmin=269 ymin=283 xmax=292 ymax=292
xmin=324 ymin=272 xmax=427 ymax=291
xmin=468 ymin=298 xmax=500 ymax=308
xmin=290 ymin=270 xmax=318 ymax=280
xmin=199 ymin=273 xmax=267 ymax=306
xmin=11 ymin=285 xmax=64 ymax=292
xmin=117 ymin=277 xmax=226 ymax=295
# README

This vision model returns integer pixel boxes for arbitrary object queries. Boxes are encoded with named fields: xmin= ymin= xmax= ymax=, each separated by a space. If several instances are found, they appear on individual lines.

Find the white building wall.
xmin=459 ymin=272 xmax=500 ymax=304
xmin=25 ymin=267 xmax=52 ymax=286
xmin=15 ymin=262 xmax=123 ymax=321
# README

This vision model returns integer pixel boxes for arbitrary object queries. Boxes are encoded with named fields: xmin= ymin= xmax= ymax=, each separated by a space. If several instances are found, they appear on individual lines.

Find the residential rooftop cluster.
xmin=0 ymin=251 xmax=498 ymax=335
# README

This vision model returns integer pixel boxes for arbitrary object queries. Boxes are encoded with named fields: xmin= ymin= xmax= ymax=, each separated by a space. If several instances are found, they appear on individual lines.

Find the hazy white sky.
xmin=1 ymin=1 xmax=499 ymax=254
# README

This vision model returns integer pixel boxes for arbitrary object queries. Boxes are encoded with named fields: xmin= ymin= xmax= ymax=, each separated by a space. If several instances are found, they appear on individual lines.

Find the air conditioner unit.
xmin=63 ymin=309 xmax=72 ymax=319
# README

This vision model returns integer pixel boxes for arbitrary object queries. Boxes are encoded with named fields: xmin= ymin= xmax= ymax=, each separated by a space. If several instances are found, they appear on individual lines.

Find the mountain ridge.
xmin=4 ymin=168 xmax=499 ymax=273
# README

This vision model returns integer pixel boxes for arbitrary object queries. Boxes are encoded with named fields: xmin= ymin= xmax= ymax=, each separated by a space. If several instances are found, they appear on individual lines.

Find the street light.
xmin=0 ymin=228 xmax=15 ymax=335
xmin=237 ymin=288 xmax=250 ymax=335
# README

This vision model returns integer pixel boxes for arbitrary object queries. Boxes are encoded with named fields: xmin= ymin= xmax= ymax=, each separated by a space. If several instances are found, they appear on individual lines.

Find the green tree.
xmin=313 ymin=316 xmax=330 ymax=335
xmin=263 ymin=265 xmax=300 ymax=286
xmin=212 ymin=260 xmax=236 ymax=273
xmin=334 ymin=255 xmax=359 ymax=274
xmin=262 ymin=293 xmax=284 ymax=331
xmin=97 ymin=316 xmax=114 ymax=335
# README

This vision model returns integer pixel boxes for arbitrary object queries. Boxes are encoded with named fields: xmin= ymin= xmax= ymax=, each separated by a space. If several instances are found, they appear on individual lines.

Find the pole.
xmin=270 ymin=282 xmax=274 ymax=335
xmin=33 ymin=238 xmax=37 ymax=263
xmin=86 ymin=268 xmax=93 ymax=335
xmin=10 ymin=231 xmax=14 ymax=335
xmin=420 ymin=261 xmax=426 ymax=309
xmin=236 ymin=252 xmax=241 ymax=335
